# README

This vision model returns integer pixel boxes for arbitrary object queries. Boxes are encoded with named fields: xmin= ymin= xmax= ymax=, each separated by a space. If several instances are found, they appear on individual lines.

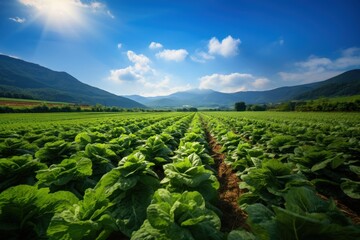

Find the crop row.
xmin=201 ymin=112 xmax=360 ymax=239
xmin=1 ymin=111 xmax=359 ymax=239
xmin=132 ymin=113 xmax=223 ymax=239
xmin=0 ymin=112 xmax=196 ymax=239
xmin=0 ymin=112 xmax=241 ymax=239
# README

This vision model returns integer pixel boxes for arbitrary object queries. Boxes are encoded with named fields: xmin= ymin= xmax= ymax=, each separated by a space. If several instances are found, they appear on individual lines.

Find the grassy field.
xmin=312 ymin=94 xmax=360 ymax=103
xmin=0 ymin=112 xmax=171 ymax=129
xmin=214 ymin=111 xmax=360 ymax=124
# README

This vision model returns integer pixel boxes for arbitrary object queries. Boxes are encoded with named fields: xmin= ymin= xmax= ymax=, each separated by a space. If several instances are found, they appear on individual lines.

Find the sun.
xmin=20 ymin=0 xmax=86 ymax=35
xmin=40 ymin=0 xmax=79 ymax=24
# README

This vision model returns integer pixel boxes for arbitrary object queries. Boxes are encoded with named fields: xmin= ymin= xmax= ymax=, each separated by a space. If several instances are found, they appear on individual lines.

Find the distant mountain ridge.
xmin=126 ymin=70 xmax=360 ymax=107
xmin=1 ymin=54 xmax=359 ymax=109
xmin=0 ymin=54 xmax=145 ymax=108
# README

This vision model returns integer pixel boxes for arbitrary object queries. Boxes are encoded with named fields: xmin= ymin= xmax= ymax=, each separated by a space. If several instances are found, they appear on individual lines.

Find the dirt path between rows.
xmin=206 ymin=132 xmax=248 ymax=232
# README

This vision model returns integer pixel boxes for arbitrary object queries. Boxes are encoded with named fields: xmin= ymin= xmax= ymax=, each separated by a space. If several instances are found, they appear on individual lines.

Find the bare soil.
xmin=336 ymin=199 xmax=360 ymax=225
xmin=206 ymin=132 xmax=248 ymax=232
xmin=0 ymin=99 xmax=90 ymax=109
xmin=0 ymin=100 xmax=47 ymax=107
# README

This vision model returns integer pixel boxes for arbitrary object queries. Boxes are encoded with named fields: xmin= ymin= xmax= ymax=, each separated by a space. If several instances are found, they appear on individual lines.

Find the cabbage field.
xmin=0 ymin=112 xmax=359 ymax=239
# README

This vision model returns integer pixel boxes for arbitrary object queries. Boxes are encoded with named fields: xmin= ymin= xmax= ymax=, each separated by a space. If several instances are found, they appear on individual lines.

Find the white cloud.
xmin=191 ymin=35 xmax=241 ymax=62
xmin=9 ymin=17 xmax=26 ymax=23
xmin=341 ymin=47 xmax=360 ymax=57
xmin=199 ymin=73 xmax=270 ymax=92
xmin=191 ymin=51 xmax=215 ymax=63
xmin=279 ymin=47 xmax=360 ymax=84
xmin=156 ymin=49 xmax=188 ymax=62
xmin=109 ymin=51 xmax=152 ymax=83
xmin=333 ymin=47 xmax=360 ymax=69
xmin=109 ymin=67 xmax=139 ymax=82
xmin=117 ymin=43 xmax=122 ymax=49
xmin=295 ymin=56 xmax=332 ymax=70
xmin=108 ymin=50 xmax=191 ymax=96
xmin=252 ymin=78 xmax=271 ymax=89
xmin=149 ymin=42 xmax=163 ymax=49
xmin=127 ymin=51 xmax=151 ymax=73
xmin=208 ymin=35 xmax=241 ymax=57
xmin=137 ymin=76 xmax=192 ymax=97
xmin=74 ymin=0 xmax=114 ymax=17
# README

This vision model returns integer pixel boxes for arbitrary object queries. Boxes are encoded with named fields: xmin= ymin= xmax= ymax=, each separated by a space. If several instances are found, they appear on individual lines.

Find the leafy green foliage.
xmin=84 ymin=143 xmax=118 ymax=164
xmin=180 ymin=132 xmax=207 ymax=147
xmin=36 ymin=156 xmax=93 ymax=197
xmin=240 ymin=158 xmax=310 ymax=207
xmin=108 ymin=133 xmax=140 ymax=158
xmin=47 ymin=188 xmax=118 ymax=240
xmin=59 ymin=129 xmax=79 ymax=142
xmin=227 ymin=229 xmax=256 ymax=240
xmin=159 ymin=132 xmax=179 ymax=150
xmin=340 ymin=178 xmax=360 ymax=199
xmin=267 ymin=135 xmax=297 ymax=153
xmin=291 ymin=146 xmax=334 ymax=168
xmin=219 ymin=131 xmax=242 ymax=152
xmin=83 ymin=143 xmax=117 ymax=180
xmin=228 ymin=142 xmax=265 ymax=173
xmin=109 ymin=126 xmax=128 ymax=138
xmin=138 ymin=135 xmax=173 ymax=165
xmin=174 ymin=142 xmax=214 ymax=165
xmin=0 ymin=154 xmax=46 ymax=192
xmin=0 ymin=111 xmax=359 ymax=239
xmin=204 ymin=111 xmax=360 ymax=217
xmin=75 ymin=132 xmax=107 ymax=149
xmin=291 ymin=144 xmax=358 ymax=198
xmin=48 ymin=151 xmax=160 ymax=238
xmin=162 ymin=153 xmax=219 ymax=203
xmin=246 ymin=187 xmax=360 ymax=240
xmin=0 ymin=185 xmax=78 ymax=239
xmin=35 ymin=140 xmax=75 ymax=164
xmin=131 ymin=189 xmax=223 ymax=240
xmin=32 ymin=135 xmax=58 ymax=148
xmin=0 ymin=138 xmax=38 ymax=157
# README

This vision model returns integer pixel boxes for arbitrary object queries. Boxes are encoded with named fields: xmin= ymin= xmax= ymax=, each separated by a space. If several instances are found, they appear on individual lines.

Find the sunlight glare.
xmin=21 ymin=0 xmax=86 ymax=35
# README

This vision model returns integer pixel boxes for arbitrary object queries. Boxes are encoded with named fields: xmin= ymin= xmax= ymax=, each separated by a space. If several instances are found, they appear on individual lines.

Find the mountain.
xmin=294 ymin=69 xmax=360 ymax=100
xmin=1 ymin=54 xmax=358 ymax=109
xmin=126 ymin=70 xmax=360 ymax=107
xmin=125 ymin=89 xmax=223 ymax=107
xmin=0 ymin=54 xmax=145 ymax=108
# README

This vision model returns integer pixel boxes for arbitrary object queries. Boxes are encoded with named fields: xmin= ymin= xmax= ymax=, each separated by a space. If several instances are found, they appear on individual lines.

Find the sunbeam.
xmin=20 ymin=0 xmax=87 ymax=36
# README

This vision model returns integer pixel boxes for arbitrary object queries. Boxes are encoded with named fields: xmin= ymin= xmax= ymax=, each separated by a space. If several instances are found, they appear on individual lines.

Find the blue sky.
xmin=1 ymin=0 xmax=360 ymax=96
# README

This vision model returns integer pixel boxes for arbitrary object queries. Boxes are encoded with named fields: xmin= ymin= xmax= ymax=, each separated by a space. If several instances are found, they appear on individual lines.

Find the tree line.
xmin=234 ymin=99 xmax=360 ymax=112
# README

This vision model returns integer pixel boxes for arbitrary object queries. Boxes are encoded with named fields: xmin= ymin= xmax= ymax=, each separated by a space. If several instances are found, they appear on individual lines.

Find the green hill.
xmin=295 ymin=69 xmax=360 ymax=100
xmin=0 ymin=54 xmax=145 ymax=108
xmin=127 ymin=70 xmax=360 ymax=108
xmin=1 ymin=54 xmax=358 ymax=109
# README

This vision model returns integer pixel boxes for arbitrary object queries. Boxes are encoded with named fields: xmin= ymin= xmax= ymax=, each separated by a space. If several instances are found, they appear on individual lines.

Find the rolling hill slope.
xmin=0 ymin=54 xmax=145 ymax=108
xmin=1 ymin=54 xmax=358 ymax=109
xmin=126 ymin=70 xmax=360 ymax=107
xmin=294 ymin=69 xmax=360 ymax=99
